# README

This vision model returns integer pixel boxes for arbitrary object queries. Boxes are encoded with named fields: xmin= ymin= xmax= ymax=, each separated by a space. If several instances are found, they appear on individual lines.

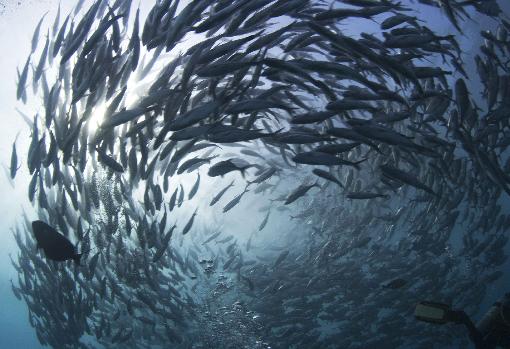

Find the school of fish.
xmin=7 ymin=0 xmax=510 ymax=348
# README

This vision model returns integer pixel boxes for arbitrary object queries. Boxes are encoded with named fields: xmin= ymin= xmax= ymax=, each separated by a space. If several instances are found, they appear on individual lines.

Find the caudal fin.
xmin=239 ymin=165 xmax=254 ymax=178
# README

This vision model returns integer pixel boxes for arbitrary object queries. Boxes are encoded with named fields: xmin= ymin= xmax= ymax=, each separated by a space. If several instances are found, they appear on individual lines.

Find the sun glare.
xmin=87 ymin=102 xmax=107 ymax=132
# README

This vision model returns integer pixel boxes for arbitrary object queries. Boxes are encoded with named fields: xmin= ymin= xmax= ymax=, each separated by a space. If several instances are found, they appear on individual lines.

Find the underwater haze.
xmin=2 ymin=0 xmax=510 ymax=348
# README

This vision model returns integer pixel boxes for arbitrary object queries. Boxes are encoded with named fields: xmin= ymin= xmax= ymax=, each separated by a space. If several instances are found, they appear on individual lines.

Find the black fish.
xmin=208 ymin=159 xmax=253 ymax=177
xmin=32 ymin=220 xmax=82 ymax=264
xmin=382 ymin=278 xmax=407 ymax=289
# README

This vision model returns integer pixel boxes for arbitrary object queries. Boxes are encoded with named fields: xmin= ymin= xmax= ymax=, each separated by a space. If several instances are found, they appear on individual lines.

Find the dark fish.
xmin=203 ymin=230 xmax=222 ymax=245
xmin=96 ymin=147 xmax=124 ymax=173
xmin=249 ymin=167 xmax=278 ymax=184
xmin=314 ymin=142 xmax=361 ymax=154
xmin=223 ymin=185 xmax=250 ymax=213
xmin=177 ymin=156 xmax=217 ymax=175
xmin=382 ymin=278 xmax=407 ymax=289
xmin=89 ymin=252 xmax=100 ymax=275
xmin=169 ymin=187 xmax=178 ymax=212
xmin=10 ymin=134 xmax=20 ymax=179
xmin=285 ymin=182 xmax=320 ymax=205
xmin=347 ymin=192 xmax=389 ymax=199
xmin=188 ymin=173 xmax=200 ymax=200
xmin=208 ymin=160 xmax=253 ymax=177
xmin=291 ymin=110 xmax=336 ymax=124
xmin=241 ymin=275 xmax=255 ymax=291
xmin=32 ymin=220 xmax=82 ymax=264
xmin=182 ymin=209 xmax=198 ymax=235
xmin=293 ymin=151 xmax=366 ymax=168
xmin=153 ymin=224 xmax=176 ymax=262
xmin=31 ymin=13 xmax=47 ymax=53
xmin=380 ymin=164 xmax=435 ymax=195
xmin=258 ymin=210 xmax=271 ymax=231
xmin=313 ymin=169 xmax=344 ymax=187
xmin=17 ymin=55 xmax=31 ymax=101
xmin=273 ymin=250 xmax=289 ymax=269
xmin=210 ymin=180 xmax=235 ymax=206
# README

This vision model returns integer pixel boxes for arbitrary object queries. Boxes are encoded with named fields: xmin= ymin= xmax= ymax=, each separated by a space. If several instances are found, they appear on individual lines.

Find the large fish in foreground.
xmin=32 ymin=220 xmax=82 ymax=264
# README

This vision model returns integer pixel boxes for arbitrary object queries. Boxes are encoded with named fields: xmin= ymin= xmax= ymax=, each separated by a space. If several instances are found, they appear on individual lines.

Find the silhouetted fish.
xmin=32 ymin=220 xmax=82 ymax=264
xmin=382 ymin=278 xmax=407 ymax=289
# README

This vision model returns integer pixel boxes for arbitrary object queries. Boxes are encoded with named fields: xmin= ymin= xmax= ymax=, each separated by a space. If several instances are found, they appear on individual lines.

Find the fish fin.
xmin=73 ymin=253 xmax=83 ymax=265
xmin=239 ymin=165 xmax=252 ymax=178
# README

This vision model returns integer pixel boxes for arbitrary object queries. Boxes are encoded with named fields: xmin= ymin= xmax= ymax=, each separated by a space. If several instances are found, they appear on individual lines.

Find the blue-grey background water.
xmin=1 ymin=0 xmax=510 ymax=348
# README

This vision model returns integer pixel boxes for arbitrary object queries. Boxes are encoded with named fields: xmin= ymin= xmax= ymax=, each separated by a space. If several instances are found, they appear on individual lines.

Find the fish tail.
xmin=271 ymin=128 xmax=284 ymax=136
xmin=73 ymin=253 xmax=83 ymax=266
xmin=240 ymin=165 xmax=253 ymax=178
